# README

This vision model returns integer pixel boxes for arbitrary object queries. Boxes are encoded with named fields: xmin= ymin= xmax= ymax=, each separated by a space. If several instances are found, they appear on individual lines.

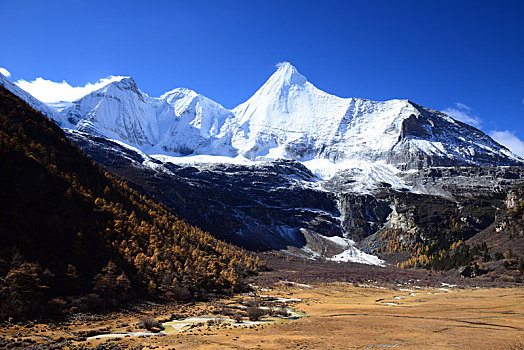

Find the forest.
xmin=0 ymin=86 xmax=263 ymax=320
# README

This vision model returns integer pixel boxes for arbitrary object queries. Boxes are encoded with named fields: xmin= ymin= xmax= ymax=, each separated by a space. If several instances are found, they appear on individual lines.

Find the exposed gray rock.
xmin=65 ymin=130 xmax=524 ymax=264
xmin=66 ymin=130 xmax=343 ymax=254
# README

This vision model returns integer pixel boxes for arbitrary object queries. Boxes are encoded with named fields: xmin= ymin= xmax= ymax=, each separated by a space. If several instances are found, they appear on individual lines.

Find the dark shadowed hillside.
xmin=0 ymin=86 xmax=262 ymax=320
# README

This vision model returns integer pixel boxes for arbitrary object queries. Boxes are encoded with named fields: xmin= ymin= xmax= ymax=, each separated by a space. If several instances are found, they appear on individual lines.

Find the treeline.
xmin=422 ymin=241 xmax=489 ymax=271
xmin=424 ymin=186 xmax=524 ymax=273
xmin=395 ymin=238 xmax=486 ymax=270
xmin=380 ymin=219 xmax=478 ymax=269
xmin=0 ymin=86 xmax=263 ymax=320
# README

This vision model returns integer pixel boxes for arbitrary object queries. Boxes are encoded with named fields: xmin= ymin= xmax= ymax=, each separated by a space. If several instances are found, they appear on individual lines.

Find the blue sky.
xmin=1 ymin=0 xmax=523 ymax=155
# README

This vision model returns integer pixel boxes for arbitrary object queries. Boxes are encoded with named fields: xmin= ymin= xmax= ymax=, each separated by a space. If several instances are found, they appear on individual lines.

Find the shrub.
xmin=138 ymin=317 xmax=163 ymax=331
xmin=232 ymin=313 xmax=243 ymax=323
xmin=46 ymin=298 xmax=67 ymax=319
xmin=171 ymin=285 xmax=192 ymax=301
xmin=246 ymin=306 xmax=265 ymax=321
xmin=276 ymin=306 xmax=290 ymax=317
xmin=244 ymin=298 xmax=260 ymax=307
xmin=221 ymin=307 xmax=236 ymax=316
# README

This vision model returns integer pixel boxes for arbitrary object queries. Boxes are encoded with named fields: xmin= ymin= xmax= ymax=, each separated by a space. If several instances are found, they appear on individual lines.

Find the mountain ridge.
xmin=1 ymin=64 xmax=521 ymax=185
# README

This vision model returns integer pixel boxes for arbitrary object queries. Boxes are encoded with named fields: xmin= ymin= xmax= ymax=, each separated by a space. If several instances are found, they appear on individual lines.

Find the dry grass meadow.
xmin=4 ymin=281 xmax=522 ymax=350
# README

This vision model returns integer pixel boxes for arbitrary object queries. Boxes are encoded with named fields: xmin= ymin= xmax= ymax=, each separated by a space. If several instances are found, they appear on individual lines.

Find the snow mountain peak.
xmin=161 ymin=87 xmax=198 ymax=102
xmin=113 ymin=76 xmax=137 ymax=87
xmin=99 ymin=76 xmax=140 ymax=96
xmin=272 ymin=62 xmax=308 ymax=86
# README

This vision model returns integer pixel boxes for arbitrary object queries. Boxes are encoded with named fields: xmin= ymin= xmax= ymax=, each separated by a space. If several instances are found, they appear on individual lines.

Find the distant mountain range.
xmin=1 ymin=64 xmax=523 ymax=271
xmin=2 ymin=63 xmax=521 ymax=183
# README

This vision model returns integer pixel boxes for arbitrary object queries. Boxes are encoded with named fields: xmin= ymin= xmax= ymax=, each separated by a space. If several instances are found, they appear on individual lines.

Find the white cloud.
xmin=0 ymin=67 xmax=11 ymax=78
xmin=443 ymin=106 xmax=482 ymax=127
xmin=489 ymin=130 xmax=524 ymax=158
xmin=454 ymin=102 xmax=471 ymax=110
xmin=14 ymin=75 xmax=127 ymax=103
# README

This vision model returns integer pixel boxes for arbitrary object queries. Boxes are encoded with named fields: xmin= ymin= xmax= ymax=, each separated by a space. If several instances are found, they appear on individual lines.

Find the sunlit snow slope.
xmin=230 ymin=63 xmax=521 ymax=170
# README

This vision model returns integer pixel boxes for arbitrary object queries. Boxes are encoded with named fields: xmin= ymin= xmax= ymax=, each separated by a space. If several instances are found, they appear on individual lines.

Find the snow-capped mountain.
xmin=3 ymin=64 xmax=524 ymax=264
xmin=159 ymin=87 xmax=236 ymax=155
xmin=231 ymin=63 xmax=521 ymax=169
xmin=47 ymin=62 xmax=520 ymax=173
xmin=2 ymin=63 xmax=522 ymax=184
xmin=55 ymin=77 xmax=237 ymax=156
xmin=57 ymin=77 xmax=163 ymax=146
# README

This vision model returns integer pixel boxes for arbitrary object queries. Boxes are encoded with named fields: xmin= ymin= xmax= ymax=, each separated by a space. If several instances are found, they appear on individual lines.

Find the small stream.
xmin=163 ymin=307 xmax=305 ymax=333
xmin=88 ymin=305 xmax=305 ymax=340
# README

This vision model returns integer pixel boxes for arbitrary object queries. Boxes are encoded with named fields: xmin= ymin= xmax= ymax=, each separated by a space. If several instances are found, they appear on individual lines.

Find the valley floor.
xmin=1 ymin=278 xmax=522 ymax=349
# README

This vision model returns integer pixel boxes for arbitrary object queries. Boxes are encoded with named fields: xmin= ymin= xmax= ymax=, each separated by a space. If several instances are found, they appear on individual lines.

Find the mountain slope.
xmin=63 ymin=129 xmax=524 ymax=272
xmin=0 ymin=71 xmax=56 ymax=119
xmin=65 ymin=129 xmax=386 ymax=265
xmin=0 ymin=85 xmax=261 ymax=320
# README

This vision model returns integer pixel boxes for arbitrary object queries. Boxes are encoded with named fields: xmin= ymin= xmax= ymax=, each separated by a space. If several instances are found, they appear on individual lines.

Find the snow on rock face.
xmin=56 ymin=80 xmax=236 ymax=156
xmin=161 ymin=87 xmax=233 ymax=139
xmin=45 ymin=62 xmax=521 ymax=176
xmin=230 ymin=62 xmax=521 ymax=168
xmin=232 ymin=62 xmax=418 ymax=162
xmin=232 ymin=62 xmax=354 ymax=159
xmin=159 ymin=87 xmax=237 ymax=155
xmin=65 ymin=78 xmax=162 ymax=146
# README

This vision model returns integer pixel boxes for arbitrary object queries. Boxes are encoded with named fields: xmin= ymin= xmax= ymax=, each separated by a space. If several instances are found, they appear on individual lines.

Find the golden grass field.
xmin=6 ymin=282 xmax=522 ymax=349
